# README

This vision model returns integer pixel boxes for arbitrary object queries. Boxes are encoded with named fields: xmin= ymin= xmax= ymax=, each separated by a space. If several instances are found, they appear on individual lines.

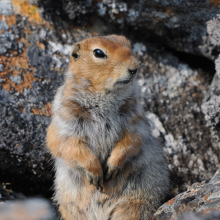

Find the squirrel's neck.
xmin=63 ymin=76 xmax=138 ymax=114
xmin=70 ymin=88 xmax=135 ymax=113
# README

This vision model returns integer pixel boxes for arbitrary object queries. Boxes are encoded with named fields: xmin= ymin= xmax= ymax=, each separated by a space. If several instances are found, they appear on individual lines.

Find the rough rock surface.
xmin=36 ymin=0 xmax=220 ymax=60
xmin=0 ymin=0 xmax=94 ymax=195
xmin=153 ymin=169 xmax=220 ymax=219
xmin=96 ymin=0 xmax=220 ymax=60
xmin=0 ymin=183 xmax=26 ymax=201
xmin=0 ymin=198 xmax=55 ymax=220
xmin=175 ymin=211 xmax=220 ymax=220
xmin=0 ymin=0 xmax=219 ymax=198
xmin=202 ymin=55 xmax=220 ymax=142
xmin=137 ymin=43 xmax=219 ymax=194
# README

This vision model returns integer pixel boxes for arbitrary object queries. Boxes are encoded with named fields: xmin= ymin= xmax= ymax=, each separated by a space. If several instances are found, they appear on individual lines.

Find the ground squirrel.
xmin=46 ymin=35 xmax=169 ymax=220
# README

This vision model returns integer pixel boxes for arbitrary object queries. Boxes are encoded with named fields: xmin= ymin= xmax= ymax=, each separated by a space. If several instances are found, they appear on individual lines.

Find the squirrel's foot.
xmin=104 ymin=163 xmax=120 ymax=181
xmin=86 ymin=172 xmax=103 ymax=192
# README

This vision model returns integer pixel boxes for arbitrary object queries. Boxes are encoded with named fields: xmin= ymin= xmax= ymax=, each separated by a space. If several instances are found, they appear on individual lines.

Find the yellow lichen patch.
xmin=204 ymin=194 xmax=211 ymax=203
xmin=209 ymin=0 xmax=220 ymax=6
xmin=4 ymin=14 xmax=16 ymax=27
xmin=0 ymin=12 xmax=43 ymax=94
xmin=37 ymin=42 xmax=45 ymax=50
xmin=11 ymin=0 xmax=44 ymax=24
xmin=32 ymin=103 xmax=52 ymax=116
xmin=1 ymin=73 xmax=38 ymax=94
xmin=19 ymin=103 xmax=24 ymax=113
xmin=0 ymin=52 xmax=38 ymax=94
xmin=0 ymin=3 xmax=53 ymax=94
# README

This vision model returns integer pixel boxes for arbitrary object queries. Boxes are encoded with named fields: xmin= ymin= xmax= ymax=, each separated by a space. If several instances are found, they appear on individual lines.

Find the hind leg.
xmin=110 ymin=199 xmax=156 ymax=220
xmin=59 ymin=203 xmax=87 ymax=220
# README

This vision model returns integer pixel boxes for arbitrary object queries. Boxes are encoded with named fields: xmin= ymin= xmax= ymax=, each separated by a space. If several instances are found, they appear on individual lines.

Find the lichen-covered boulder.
xmin=202 ymin=55 xmax=220 ymax=142
xmin=100 ymin=1 xmax=220 ymax=60
xmin=36 ymin=0 xmax=220 ymax=60
xmin=174 ymin=211 xmax=220 ymax=220
xmin=137 ymin=42 xmax=218 ymax=195
xmin=0 ymin=0 xmax=93 ymax=195
xmin=153 ymin=169 xmax=220 ymax=220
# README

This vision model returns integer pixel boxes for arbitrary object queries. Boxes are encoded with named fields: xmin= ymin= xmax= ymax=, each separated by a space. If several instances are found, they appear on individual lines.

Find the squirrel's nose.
xmin=128 ymin=68 xmax=138 ymax=75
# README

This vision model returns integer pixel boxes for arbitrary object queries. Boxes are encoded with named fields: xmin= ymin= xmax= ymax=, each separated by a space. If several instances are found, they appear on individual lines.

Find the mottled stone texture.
xmin=175 ymin=211 xmax=220 ymax=220
xmin=96 ymin=0 xmax=220 ymax=59
xmin=202 ymin=55 xmax=220 ymax=142
xmin=153 ymin=169 xmax=220 ymax=220
xmin=0 ymin=1 xmax=93 ymax=195
xmin=37 ymin=0 xmax=220 ymax=60
xmin=136 ymin=42 xmax=219 ymax=195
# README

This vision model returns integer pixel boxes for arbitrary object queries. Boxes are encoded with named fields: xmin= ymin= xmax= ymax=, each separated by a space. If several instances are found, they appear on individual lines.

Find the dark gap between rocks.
xmin=125 ymin=26 xmax=216 ymax=82
xmin=164 ymin=46 xmax=216 ymax=82
xmin=0 ymin=170 xmax=54 ymax=200
xmin=0 ymin=150 xmax=54 ymax=200
xmin=0 ymin=172 xmax=53 ymax=200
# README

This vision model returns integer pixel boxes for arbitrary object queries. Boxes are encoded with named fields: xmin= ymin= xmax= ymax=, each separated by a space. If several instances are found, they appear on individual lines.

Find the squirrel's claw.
xmin=87 ymin=172 xmax=103 ymax=192
xmin=104 ymin=164 xmax=119 ymax=181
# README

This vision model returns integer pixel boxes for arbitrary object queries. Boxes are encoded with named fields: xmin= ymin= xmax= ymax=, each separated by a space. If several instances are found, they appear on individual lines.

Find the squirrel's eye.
xmin=93 ymin=49 xmax=107 ymax=58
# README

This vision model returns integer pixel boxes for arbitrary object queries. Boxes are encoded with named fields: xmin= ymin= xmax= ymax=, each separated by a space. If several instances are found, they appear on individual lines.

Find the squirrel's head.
xmin=67 ymin=35 xmax=139 ymax=93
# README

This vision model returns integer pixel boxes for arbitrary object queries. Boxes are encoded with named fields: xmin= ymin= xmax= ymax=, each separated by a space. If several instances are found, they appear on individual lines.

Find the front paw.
xmin=86 ymin=171 xmax=103 ymax=192
xmin=104 ymin=163 xmax=120 ymax=181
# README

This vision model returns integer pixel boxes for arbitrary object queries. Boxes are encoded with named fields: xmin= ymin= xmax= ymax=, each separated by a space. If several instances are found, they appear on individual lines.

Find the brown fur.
xmin=46 ymin=35 xmax=169 ymax=220
xmin=47 ymin=123 xmax=102 ymax=177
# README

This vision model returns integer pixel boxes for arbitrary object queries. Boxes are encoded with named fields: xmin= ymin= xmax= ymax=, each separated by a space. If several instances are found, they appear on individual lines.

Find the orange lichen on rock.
xmin=37 ymin=42 xmax=45 ymax=50
xmin=204 ymin=194 xmax=211 ymax=203
xmin=200 ymin=207 xmax=218 ymax=215
xmin=209 ymin=0 xmax=220 ymax=6
xmin=0 ymin=13 xmax=43 ymax=94
xmin=32 ymin=103 xmax=52 ymax=116
xmin=18 ymin=103 xmax=24 ymax=113
xmin=166 ymin=7 xmax=174 ymax=16
xmin=166 ymin=198 xmax=176 ymax=205
xmin=11 ymin=0 xmax=44 ymax=24
xmin=0 ymin=1 xmax=55 ymax=95
xmin=0 ymin=54 xmax=38 ymax=94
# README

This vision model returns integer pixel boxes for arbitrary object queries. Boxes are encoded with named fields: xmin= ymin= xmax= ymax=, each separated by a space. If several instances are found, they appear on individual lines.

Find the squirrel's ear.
xmin=71 ymin=43 xmax=80 ymax=60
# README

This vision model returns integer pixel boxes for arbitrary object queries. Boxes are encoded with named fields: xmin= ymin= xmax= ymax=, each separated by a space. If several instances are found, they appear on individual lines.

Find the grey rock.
xmin=26 ymin=46 xmax=42 ymax=67
xmin=153 ymin=169 xmax=220 ymax=220
xmin=10 ymin=75 xmax=21 ymax=84
xmin=0 ymin=20 xmax=9 ymax=31
xmin=28 ymin=33 xmax=39 ymax=44
xmin=0 ymin=0 xmax=13 ymax=16
xmin=5 ymin=32 xmax=15 ymax=41
xmin=11 ymin=24 xmax=19 ymax=36
xmin=202 ymin=55 xmax=220 ymax=141
xmin=0 ymin=198 xmax=55 ymax=220
xmin=40 ymin=29 xmax=47 ymax=40
xmin=99 ymin=0 xmax=220 ymax=60
xmin=137 ymin=43 xmax=218 ymax=195
xmin=0 ymin=45 xmax=7 ymax=54
xmin=0 ymin=64 xmax=4 ymax=72
xmin=175 ymin=211 xmax=220 ymax=220
xmin=18 ymin=42 xmax=24 ymax=49
xmin=5 ymin=41 xmax=12 ymax=50
xmin=0 ymin=89 xmax=9 ymax=104
xmin=37 ymin=0 xmax=220 ymax=60
xmin=207 ymin=15 xmax=220 ymax=47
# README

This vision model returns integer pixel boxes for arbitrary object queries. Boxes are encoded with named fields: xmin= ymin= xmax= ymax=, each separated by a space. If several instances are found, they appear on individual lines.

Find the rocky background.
xmin=0 ymin=0 xmax=220 ymax=219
